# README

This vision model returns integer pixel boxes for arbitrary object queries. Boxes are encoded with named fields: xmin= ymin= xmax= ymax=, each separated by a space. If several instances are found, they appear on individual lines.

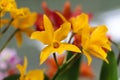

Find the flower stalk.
xmin=1 ymin=18 xmax=14 ymax=34
xmin=52 ymin=53 xmax=80 ymax=80
xmin=53 ymin=53 xmax=59 ymax=68
xmin=117 ymin=52 xmax=120 ymax=65
xmin=68 ymin=33 xmax=75 ymax=43
xmin=0 ymin=29 xmax=19 ymax=53
xmin=110 ymin=40 xmax=120 ymax=65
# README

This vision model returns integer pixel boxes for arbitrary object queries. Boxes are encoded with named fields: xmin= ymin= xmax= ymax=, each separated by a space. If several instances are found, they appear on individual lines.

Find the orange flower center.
xmin=53 ymin=42 xmax=60 ymax=48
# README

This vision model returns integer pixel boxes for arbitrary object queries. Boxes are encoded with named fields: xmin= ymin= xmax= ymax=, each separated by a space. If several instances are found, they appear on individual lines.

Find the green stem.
xmin=117 ymin=51 xmax=120 ymax=65
xmin=110 ymin=40 xmax=120 ymax=65
xmin=68 ymin=33 xmax=74 ymax=43
xmin=1 ymin=18 xmax=14 ymax=34
xmin=53 ymin=53 xmax=59 ymax=68
xmin=66 ymin=53 xmax=78 ymax=64
xmin=52 ymin=53 xmax=80 ymax=80
xmin=63 ymin=33 xmax=75 ymax=63
xmin=0 ymin=29 xmax=19 ymax=53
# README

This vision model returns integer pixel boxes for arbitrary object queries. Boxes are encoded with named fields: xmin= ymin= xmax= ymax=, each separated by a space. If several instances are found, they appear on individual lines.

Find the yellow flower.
xmin=10 ymin=8 xmax=37 ymax=46
xmin=31 ymin=15 xmax=81 ymax=64
xmin=16 ymin=57 xmax=44 ymax=80
xmin=11 ymin=8 xmax=37 ymax=29
xmin=81 ymin=25 xmax=111 ymax=65
xmin=70 ymin=13 xmax=88 ymax=33
xmin=0 ymin=0 xmax=17 ymax=17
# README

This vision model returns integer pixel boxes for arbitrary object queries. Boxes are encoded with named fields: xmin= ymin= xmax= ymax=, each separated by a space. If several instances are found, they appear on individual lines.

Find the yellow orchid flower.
xmin=16 ymin=57 xmax=44 ymax=80
xmin=70 ymin=13 xmax=88 ymax=34
xmin=11 ymin=8 xmax=37 ymax=29
xmin=0 ymin=0 xmax=17 ymax=17
xmin=31 ymin=15 xmax=81 ymax=64
xmin=81 ymin=25 xmax=111 ymax=65
xmin=10 ymin=8 xmax=37 ymax=47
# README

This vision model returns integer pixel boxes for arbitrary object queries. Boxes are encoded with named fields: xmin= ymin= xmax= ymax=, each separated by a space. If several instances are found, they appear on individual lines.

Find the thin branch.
xmin=53 ymin=53 xmax=59 ymax=68
xmin=0 ymin=29 xmax=19 ymax=53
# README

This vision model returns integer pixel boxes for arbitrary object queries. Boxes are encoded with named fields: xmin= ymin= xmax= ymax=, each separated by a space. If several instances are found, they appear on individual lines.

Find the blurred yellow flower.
xmin=10 ymin=8 xmax=37 ymax=46
xmin=70 ymin=13 xmax=88 ymax=33
xmin=11 ymin=8 xmax=37 ymax=29
xmin=0 ymin=0 xmax=17 ymax=17
xmin=31 ymin=15 xmax=81 ymax=64
xmin=81 ymin=25 xmax=111 ymax=65
xmin=16 ymin=57 xmax=44 ymax=80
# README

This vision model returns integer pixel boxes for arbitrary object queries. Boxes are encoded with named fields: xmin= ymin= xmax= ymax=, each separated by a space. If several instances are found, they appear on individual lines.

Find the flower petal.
xmin=31 ymin=31 xmax=51 ymax=44
xmin=40 ymin=45 xmax=53 ymax=64
xmin=89 ymin=45 xmax=108 ymax=63
xmin=83 ymin=50 xmax=92 ymax=65
xmin=54 ymin=22 xmax=71 ymax=41
xmin=16 ymin=57 xmax=27 ymax=76
xmin=70 ymin=13 xmax=88 ymax=33
xmin=15 ymin=31 xmax=23 ymax=47
xmin=56 ymin=43 xmax=81 ymax=54
xmin=56 ymin=11 xmax=68 ymax=22
xmin=43 ymin=15 xmax=54 ymax=39
xmin=90 ymin=25 xmax=108 ymax=42
xmin=26 ymin=70 xmax=44 ymax=80
xmin=20 ymin=12 xmax=37 ymax=29
xmin=62 ymin=1 xmax=71 ymax=19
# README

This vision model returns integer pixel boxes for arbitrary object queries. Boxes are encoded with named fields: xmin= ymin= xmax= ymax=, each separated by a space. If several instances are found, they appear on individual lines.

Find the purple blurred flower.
xmin=0 ymin=48 xmax=22 ymax=79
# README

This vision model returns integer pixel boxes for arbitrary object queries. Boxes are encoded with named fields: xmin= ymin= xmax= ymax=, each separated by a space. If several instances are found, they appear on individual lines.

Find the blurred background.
xmin=0 ymin=0 xmax=120 ymax=80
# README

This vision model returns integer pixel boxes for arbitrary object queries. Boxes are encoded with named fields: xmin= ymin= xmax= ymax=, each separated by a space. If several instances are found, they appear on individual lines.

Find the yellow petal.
xmin=15 ymin=31 xmax=23 ymax=47
xmin=16 ymin=56 xmax=27 ymax=76
xmin=43 ymin=15 xmax=54 ymax=39
xmin=31 ymin=31 xmax=51 ymax=45
xmin=81 ymin=25 xmax=90 ymax=45
xmin=56 ymin=11 xmax=68 ymax=22
xmin=20 ymin=12 xmax=37 ymax=29
xmin=11 ymin=8 xmax=37 ymax=30
xmin=55 ymin=43 xmax=81 ymax=54
xmin=89 ymin=45 xmax=108 ymax=63
xmin=70 ymin=13 xmax=88 ymax=33
xmin=102 ymin=41 xmax=111 ymax=51
xmin=23 ymin=56 xmax=27 ymax=74
xmin=83 ymin=50 xmax=92 ymax=65
xmin=40 ymin=45 xmax=53 ymax=64
xmin=26 ymin=70 xmax=44 ymax=80
xmin=91 ymin=25 xmax=108 ymax=42
xmin=16 ymin=64 xmax=23 ymax=76
xmin=54 ymin=22 xmax=71 ymax=41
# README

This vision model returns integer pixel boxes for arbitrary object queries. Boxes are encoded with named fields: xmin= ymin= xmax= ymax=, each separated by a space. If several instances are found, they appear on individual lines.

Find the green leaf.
xmin=44 ymin=74 xmax=49 ymax=80
xmin=100 ymin=51 xmax=118 ymax=80
xmin=3 ymin=74 xmax=20 ymax=80
xmin=55 ymin=52 xmax=82 ymax=80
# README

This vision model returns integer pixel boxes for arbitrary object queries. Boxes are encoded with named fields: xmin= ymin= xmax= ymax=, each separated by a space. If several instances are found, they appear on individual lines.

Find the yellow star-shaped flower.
xmin=16 ymin=57 xmax=44 ymax=80
xmin=31 ymin=15 xmax=81 ymax=64
xmin=81 ymin=25 xmax=111 ymax=65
